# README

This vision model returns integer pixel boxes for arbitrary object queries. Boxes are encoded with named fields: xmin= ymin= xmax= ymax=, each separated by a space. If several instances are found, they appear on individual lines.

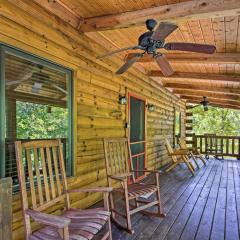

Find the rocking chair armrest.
xmin=108 ymin=173 xmax=132 ymax=181
xmin=26 ymin=209 xmax=70 ymax=229
xmin=170 ymin=149 xmax=188 ymax=156
xmin=67 ymin=187 xmax=113 ymax=193
xmin=131 ymin=169 xmax=160 ymax=173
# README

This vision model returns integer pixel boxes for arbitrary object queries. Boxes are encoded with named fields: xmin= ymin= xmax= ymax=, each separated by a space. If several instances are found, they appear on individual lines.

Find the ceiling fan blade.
xmin=164 ymin=42 xmax=216 ymax=54
xmin=97 ymin=45 xmax=142 ymax=59
xmin=51 ymin=83 xmax=68 ymax=95
xmin=191 ymin=104 xmax=201 ymax=109
xmin=154 ymin=54 xmax=174 ymax=77
xmin=6 ymin=72 xmax=34 ymax=86
xmin=152 ymin=22 xmax=178 ymax=41
xmin=116 ymin=53 xmax=143 ymax=75
xmin=200 ymin=100 xmax=209 ymax=105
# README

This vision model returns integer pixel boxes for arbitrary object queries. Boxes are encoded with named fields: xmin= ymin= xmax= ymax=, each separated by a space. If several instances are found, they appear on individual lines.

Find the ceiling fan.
xmin=6 ymin=65 xmax=67 ymax=95
xmin=191 ymin=96 xmax=209 ymax=111
xmin=32 ymin=72 xmax=68 ymax=95
xmin=97 ymin=19 xmax=216 ymax=76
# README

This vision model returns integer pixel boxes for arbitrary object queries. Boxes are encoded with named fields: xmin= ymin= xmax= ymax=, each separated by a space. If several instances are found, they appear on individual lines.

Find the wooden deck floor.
xmin=110 ymin=159 xmax=240 ymax=240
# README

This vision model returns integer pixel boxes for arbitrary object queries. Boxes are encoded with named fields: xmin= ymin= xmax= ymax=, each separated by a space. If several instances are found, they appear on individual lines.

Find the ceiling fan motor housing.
xmin=138 ymin=31 xmax=165 ymax=54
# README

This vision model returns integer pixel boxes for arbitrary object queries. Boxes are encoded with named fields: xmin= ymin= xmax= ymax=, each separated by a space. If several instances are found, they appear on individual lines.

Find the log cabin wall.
xmin=0 ymin=1 xmax=186 ymax=239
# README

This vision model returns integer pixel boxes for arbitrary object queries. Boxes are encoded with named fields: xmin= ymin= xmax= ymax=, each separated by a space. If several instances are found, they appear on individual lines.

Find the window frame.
xmin=0 ymin=43 xmax=74 ymax=181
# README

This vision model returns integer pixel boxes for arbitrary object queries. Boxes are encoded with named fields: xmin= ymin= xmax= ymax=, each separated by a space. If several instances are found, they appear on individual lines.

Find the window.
xmin=174 ymin=109 xmax=181 ymax=147
xmin=0 ymin=45 xmax=73 ymax=191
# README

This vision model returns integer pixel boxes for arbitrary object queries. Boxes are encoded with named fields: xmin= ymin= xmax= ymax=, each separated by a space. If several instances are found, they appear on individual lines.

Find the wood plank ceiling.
xmin=32 ymin=0 xmax=240 ymax=110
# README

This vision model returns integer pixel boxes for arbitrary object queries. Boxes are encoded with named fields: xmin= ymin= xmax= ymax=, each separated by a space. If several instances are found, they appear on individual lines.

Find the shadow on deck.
xmin=105 ymin=159 xmax=240 ymax=240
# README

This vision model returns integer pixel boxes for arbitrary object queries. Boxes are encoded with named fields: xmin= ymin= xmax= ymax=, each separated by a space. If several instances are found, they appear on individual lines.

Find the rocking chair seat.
xmin=116 ymin=183 xmax=157 ymax=199
xmin=30 ymin=208 xmax=110 ymax=240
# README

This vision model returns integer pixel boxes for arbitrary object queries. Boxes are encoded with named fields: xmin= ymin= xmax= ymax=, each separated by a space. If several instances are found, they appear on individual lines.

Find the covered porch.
xmin=0 ymin=0 xmax=240 ymax=240
xmin=111 ymin=158 xmax=240 ymax=240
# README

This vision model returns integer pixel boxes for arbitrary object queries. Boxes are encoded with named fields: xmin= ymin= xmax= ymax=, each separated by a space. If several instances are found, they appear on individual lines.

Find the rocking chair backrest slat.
xmin=15 ymin=139 xmax=70 ymax=236
xmin=33 ymin=148 xmax=44 ymax=205
xmin=165 ymin=139 xmax=178 ymax=163
xmin=104 ymin=138 xmax=135 ymax=183
xmin=179 ymin=138 xmax=188 ymax=149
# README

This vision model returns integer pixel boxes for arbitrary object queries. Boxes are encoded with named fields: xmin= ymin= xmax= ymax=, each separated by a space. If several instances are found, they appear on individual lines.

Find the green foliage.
xmin=16 ymin=101 xmax=68 ymax=139
xmin=192 ymin=106 xmax=240 ymax=136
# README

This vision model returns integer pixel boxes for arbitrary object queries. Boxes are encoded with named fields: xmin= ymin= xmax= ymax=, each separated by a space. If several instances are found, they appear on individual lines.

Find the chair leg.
xmin=103 ymin=192 xmax=112 ymax=240
xmin=123 ymin=183 xmax=134 ymax=234
xmin=190 ymin=152 xmax=199 ymax=169
xmin=166 ymin=161 xmax=179 ymax=172
xmin=182 ymin=156 xmax=195 ymax=176
xmin=155 ymin=173 xmax=165 ymax=217
xmin=109 ymin=193 xmax=116 ymax=219
xmin=108 ymin=218 xmax=112 ymax=240
xmin=199 ymin=155 xmax=207 ymax=165
xmin=134 ymin=197 xmax=139 ymax=208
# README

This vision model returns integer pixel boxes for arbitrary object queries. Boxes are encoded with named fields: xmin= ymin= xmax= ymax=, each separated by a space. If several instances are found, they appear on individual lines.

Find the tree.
xmin=16 ymin=101 xmax=68 ymax=139
xmin=192 ymin=106 xmax=240 ymax=136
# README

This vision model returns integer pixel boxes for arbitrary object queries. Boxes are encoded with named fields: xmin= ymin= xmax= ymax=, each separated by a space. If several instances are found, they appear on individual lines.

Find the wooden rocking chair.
xmin=15 ymin=139 xmax=112 ymax=240
xmin=179 ymin=137 xmax=206 ymax=167
xmin=165 ymin=139 xmax=195 ymax=176
xmin=103 ymin=138 xmax=165 ymax=234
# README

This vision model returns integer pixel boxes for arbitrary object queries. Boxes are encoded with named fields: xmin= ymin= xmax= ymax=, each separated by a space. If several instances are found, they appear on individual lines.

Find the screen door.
xmin=129 ymin=94 xmax=146 ymax=181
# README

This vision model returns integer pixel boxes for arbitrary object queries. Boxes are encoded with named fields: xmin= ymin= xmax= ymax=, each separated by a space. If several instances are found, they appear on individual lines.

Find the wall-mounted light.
xmin=119 ymin=95 xmax=127 ymax=105
xmin=147 ymin=103 xmax=156 ymax=112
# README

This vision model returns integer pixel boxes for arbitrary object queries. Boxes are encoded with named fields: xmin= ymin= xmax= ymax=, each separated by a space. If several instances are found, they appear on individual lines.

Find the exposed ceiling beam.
xmin=173 ymin=89 xmax=240 ymax=102
xmin=6 ymin=90 xmax=66 ymax=107
xmin=31 ymin=0 xmax=81 ymax=29
xmin=79 ymin=0 xmax=240 ymax=32
xmin=125 ymin=53 xmax=240 ymax=64
xmin=182 ymin=95 xmax=240 ymax=105
xmin=187 ymin=100 xmax=240 ymax=110
xmin=164 ymin=83 xmax=240 ymax=95
xmin=148 ymin=72 xmax=240 ymax=83
xmin=183 ymin=96 xmax=240 ymax=110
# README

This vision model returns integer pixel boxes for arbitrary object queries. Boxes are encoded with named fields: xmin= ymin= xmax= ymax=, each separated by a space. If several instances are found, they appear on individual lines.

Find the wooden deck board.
xmin=225 ymin=160 xmax=239 ymax=240
xmin=108 ymin=159 xmax=240 ymax=240
xmin=178 ymin=159 xmax=221 ymax=240
xmin=210 ymin=161 xmax=227 ymax=240
xmin=150 ymin=160 xmax=215 ymax=240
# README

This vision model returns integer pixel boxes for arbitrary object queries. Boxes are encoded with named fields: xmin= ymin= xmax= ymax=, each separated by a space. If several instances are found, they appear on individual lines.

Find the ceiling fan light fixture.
xmin=32 ymin=82 xmax=42 ymax=93
xmin=204 ymin=105 xmax=208 ymax=111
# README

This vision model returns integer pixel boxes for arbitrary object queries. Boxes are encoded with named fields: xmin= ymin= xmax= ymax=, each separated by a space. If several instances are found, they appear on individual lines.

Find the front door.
xmin=128 ymin=93 xmax=146 ymax=181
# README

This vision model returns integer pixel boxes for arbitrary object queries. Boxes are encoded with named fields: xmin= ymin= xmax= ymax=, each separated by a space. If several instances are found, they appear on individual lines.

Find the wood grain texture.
xmin=0 ymin=178 xmax=12 ymax=240
xmin=15 ymin=140 xmax=112 ymax=240
xmin=8 ymin=0 xmax=240 ymax=107
xmin=110 ymin=159 xmax=240 ymax=240
xmin=78 ymin=0 xmax=240 ymax=31
xmin=0 ymin=1 xmax=186 ymax=239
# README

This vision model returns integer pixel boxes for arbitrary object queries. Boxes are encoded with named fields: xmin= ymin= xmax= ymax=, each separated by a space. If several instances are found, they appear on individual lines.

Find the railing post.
xmin=192 ymin=133 xmax=195 ymax=149
xmin=0 ymin=177 xmax=12 ymax=240
xmin=237 ymin=137 xmax=240 ymax=160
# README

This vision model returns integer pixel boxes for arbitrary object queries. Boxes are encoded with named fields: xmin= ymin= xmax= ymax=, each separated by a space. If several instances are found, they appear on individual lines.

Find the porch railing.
xmin=193 ymin=134 xmax=240 ymax=159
